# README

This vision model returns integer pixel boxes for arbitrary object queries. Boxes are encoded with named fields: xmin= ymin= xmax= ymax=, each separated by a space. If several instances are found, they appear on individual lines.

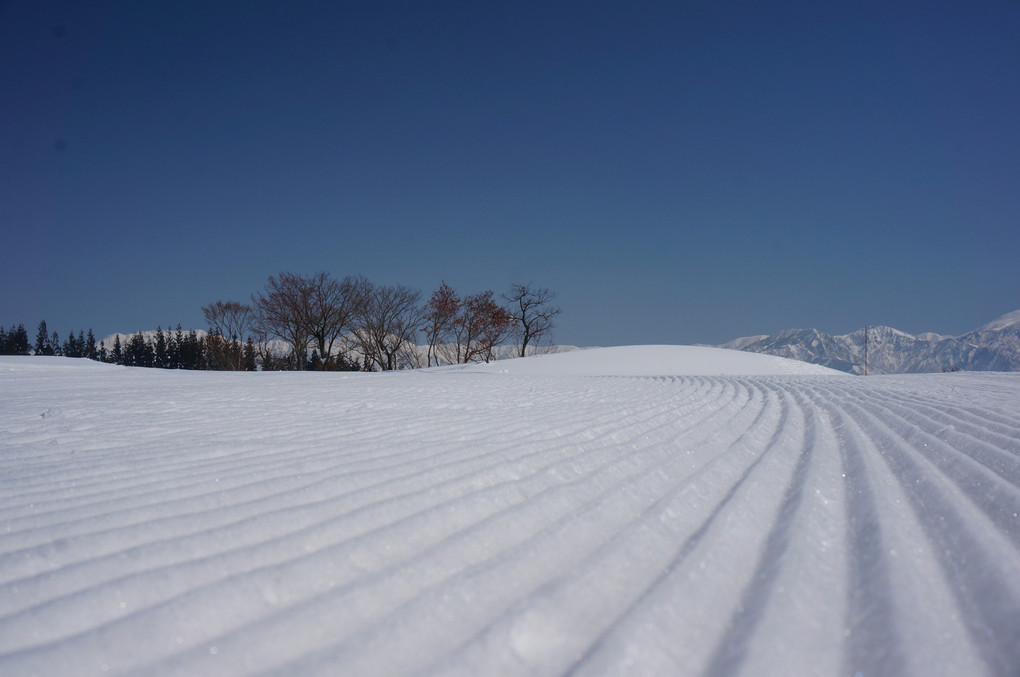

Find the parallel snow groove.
xmin=2 ymin=363 xmax=1019 ymax=676
xmin=0 ymin=379 xmax=737 ymax=664
xmin=569 ymin=383 xmax=813 ymax=675
xmin=418 ymin=383 xmax=792 ymax=677
xmin=833 ymin=398 xmax=1020 ymax=676
xmin=251 ymin=380 xmax=788 ymax=677
xmin=803 ymin=377 xmax=1020 ymax=676
xmin=701 ymin=389 xmax=817 ymax=676
xmin=810 ymin=391 xmax=904 ymax=677
xmin=564 ymin=386 xmax=798 ymax=675
xmin=839 ymin=391 xmax=1020 ymax=545
xmin=1 ymin=398 xmax=692 ymax=618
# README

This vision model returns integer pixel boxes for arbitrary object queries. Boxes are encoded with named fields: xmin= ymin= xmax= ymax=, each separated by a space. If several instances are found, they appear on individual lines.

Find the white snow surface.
xmin=2 ymin=351 xmax=1019 ymax=676
xmin=452 ymin=345 xmax=844 ymax=376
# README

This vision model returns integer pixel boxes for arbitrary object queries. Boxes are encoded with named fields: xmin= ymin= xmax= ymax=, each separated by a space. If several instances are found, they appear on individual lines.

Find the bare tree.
xmin=202 ymin=300 xmax=253 ymax=370
xmin=202 ymin=300 xmax=253 ymax=341
xmin=246 ymin=321 xmax=277 ymax=371
xmin=354 ymin=282 xmax=425 ymax=371
xmin=251 ymin=272 xmax=313 ymax=370
xmin=303 ymin=273 xmax=370 ymax=369
xmin=425 ymin=281 xmax=460 ymax=367
xmin=503 ymin=283 xmax=561 ymax=357
xmin=452 ymin=290 xmax=514 ymax=364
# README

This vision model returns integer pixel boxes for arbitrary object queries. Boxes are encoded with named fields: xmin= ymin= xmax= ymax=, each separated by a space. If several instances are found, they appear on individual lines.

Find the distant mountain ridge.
xmin=719 ymin=310 xmax=1020 ymax=374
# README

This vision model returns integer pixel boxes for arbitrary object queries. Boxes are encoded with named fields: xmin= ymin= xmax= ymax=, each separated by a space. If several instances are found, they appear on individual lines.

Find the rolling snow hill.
xmin=720 ymin=309 xmax=1020 ymax=374
xmin=450 ymin=344 xmax=842 ymax=376
xmin=1 ymin=350 xmax=1018 ymax=676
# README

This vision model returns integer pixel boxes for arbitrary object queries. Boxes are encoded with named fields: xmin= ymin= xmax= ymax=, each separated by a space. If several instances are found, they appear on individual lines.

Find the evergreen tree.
xmin=51 ymin=330 xmax=62 ymax=356
xmin=229 ymin=337 xmax=243 ymax=371
xmin=0 ymin=326 xmax=6 ymax=354
xmin=86 ymin=329 xmax=97 ymax=360
xmin=125 ymin=331 xmax=153 ymax=367
xmin=153 ymin=327 xmax=169 ymax=368
xmin=181 ymin=329 xmax=200 ymax=369
xmin=261 ymin=351 xmax=276 ymax=371
xmin=62 ymin=331 xmax=74 ymax=357
xmin=97 ymin=340 xmax=108 ymax=363
xmin=197 ymin=335 xmax=212 ymax=370
xmin=123 ymin=333 xmax=138 ymax=366
xmin=167 ymin=326 xmax=181 ymax=369
xmin=243 ymin=338 xmax=257 ymax=371
xmin=62 ymin=330 xmax=84 ymax=358
xmin=35 ymin=320 xmax=50 ymax=355
xmin=111 ymin=335 xmax=123 ymax=364
xmin=336 ymin=352 xmax=362 ymax=371
xmin=203 ymin=332 xmax=225 ymax=370
xmin=12 ymin=325 xmax=30 ymax=354
xmin=143 ymin=334 xmax=155 ymax=367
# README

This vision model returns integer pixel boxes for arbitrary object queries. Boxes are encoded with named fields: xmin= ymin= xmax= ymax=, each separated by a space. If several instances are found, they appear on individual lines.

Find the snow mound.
xmin=455 ymin=345 xmax=846 ymax=376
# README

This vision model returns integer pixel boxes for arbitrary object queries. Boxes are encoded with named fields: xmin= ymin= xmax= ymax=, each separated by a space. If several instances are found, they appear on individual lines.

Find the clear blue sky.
xmin=2 ymin=1 xmax=1018 ymax=346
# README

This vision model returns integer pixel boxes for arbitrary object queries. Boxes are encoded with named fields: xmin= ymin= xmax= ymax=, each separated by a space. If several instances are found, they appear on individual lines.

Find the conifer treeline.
xmin=0 ymin=324 xmax=31 ymax=355
xmin=101 ymin=327 xmax=263 ymax=370
xmin=2 ymin=274 xmax=561 ymax=372
xmin=0 ymin=321 xmax=98 ymax=358
xmin=0 ymin=321 xmax=266 ymax=370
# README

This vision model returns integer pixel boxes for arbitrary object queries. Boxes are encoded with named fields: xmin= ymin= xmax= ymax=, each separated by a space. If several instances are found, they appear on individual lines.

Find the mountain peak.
xmin=976 ymin=309 xmax=1020 ymax=333
xmin=720 ymin=311 xmax=1020 ymax=374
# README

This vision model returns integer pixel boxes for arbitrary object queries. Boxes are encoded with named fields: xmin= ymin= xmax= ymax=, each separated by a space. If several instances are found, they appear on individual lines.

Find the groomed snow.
xmin=452 ymin=345 xmax=844 ymax=376
xmin=1 ymin=351 xmax=1019 ymax=676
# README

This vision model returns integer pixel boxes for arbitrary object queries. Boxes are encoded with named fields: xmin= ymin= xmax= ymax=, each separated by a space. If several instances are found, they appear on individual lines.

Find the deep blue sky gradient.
xmin=2 ymin=1 xmax=1018 ymax=345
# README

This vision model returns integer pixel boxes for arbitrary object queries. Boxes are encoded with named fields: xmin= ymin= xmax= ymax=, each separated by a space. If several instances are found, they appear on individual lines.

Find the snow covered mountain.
xmin=720 ymin=310 xmax=1020 ymax=374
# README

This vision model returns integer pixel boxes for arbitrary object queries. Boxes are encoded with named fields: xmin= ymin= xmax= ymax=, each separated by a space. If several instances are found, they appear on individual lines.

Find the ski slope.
xmin=1 ymin=350 xmax=1018 ymax=676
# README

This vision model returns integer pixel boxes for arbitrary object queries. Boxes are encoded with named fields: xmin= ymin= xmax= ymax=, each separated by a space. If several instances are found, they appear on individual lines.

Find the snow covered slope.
xmin=2 ymin=353 xmax=1019 ymax=676
xmin=453 ymin=345 xmax=843 ymax=376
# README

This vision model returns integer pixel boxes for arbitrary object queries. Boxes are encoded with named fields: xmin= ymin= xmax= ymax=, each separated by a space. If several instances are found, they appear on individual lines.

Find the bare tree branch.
xmin=304 ymin=273 xmax=370 ymax=369
xmin=251 ymin=272 xmax=313 ymax=370
xmin=503 ymin=283 xmax=561 ymax=357
xmin=354 ymin=282 xmax=424 ymax=371
xmin=201 ymin=300 xmax=253 ymax=370
xmin=425 ymin=281 xmax=460 ymax=367
xmin=454 ymin=290 xmax=513 ymax=363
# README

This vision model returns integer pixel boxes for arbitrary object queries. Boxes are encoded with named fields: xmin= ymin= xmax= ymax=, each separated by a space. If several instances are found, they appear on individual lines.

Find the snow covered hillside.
xmin=2 ymin=349 xmax=1019 ymax=676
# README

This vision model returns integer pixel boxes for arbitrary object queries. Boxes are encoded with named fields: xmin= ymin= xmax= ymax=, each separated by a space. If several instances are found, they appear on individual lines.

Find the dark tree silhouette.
xmin=425 ymin=281 xmax=460 ymax=367
xmin=354 ymin=282 xmax=424 ymax=371
xmin=304 ymin=273 xmax=369 ymax=370
xmin=35 ymin=320 xmax=52 ymax=355
xmin=252 ymin=272 xmax=313 ymax=370
xmin=454 ymin=290 xmax=513 ymax=364
xmin=503 ymin=283 xmax=561 ymax=357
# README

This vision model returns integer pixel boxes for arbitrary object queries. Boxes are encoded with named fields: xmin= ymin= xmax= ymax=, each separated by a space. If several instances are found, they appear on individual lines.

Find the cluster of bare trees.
xmin=424 ymin=283 xmax=513 ymax=366
xmin=203 ymin=272 xmax=560 ymax=371
xmin=244 ymin=272 xmax=371 ymax=370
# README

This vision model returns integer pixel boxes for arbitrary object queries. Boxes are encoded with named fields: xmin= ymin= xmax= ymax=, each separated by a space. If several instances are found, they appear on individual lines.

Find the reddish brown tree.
xmin=425 ymin=281 xmax=461 ymax=367
xmin=454 ymin=290 xmax=514 ymax=364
